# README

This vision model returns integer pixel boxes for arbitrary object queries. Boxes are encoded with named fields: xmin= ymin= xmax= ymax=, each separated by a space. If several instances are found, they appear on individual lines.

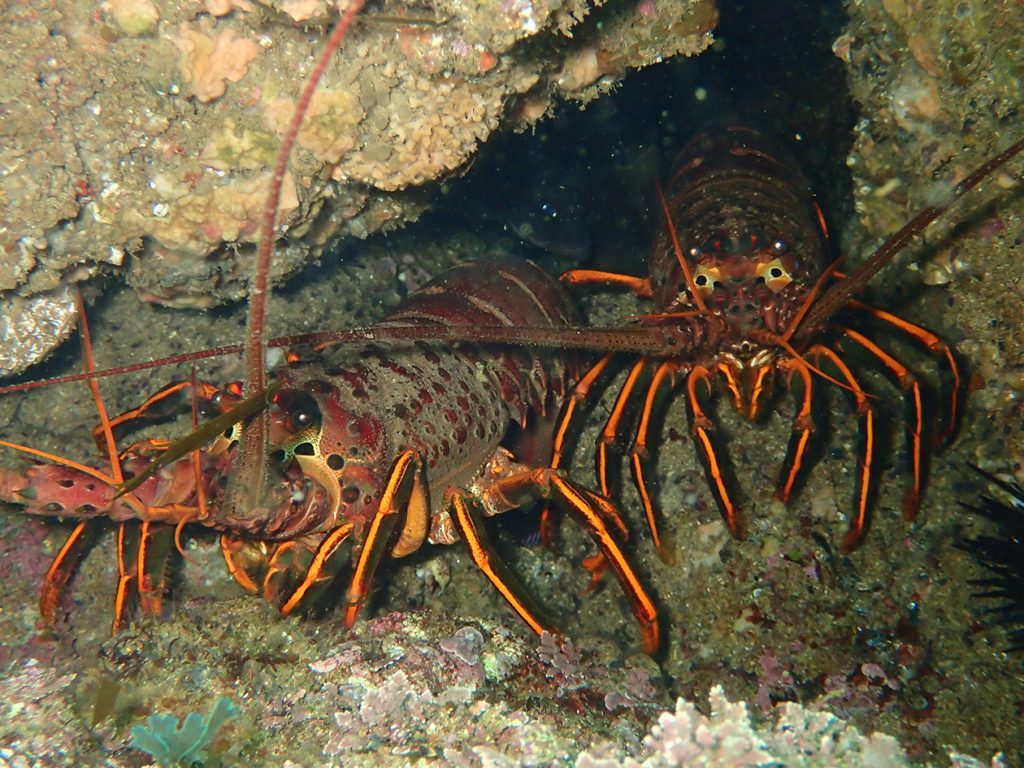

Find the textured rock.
xmin=839 ymin=0 xmax=1024 ymax=492
xmin=0 ymin=0 xmax=716 ymax=373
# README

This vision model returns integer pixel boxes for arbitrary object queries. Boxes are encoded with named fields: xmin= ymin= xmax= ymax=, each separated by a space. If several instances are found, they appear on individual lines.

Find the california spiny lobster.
xmin=0 ymin=1 xmax=660 ymax=654
xmin=0 ymin=256 xmax=659 ymax=653
xmin=555 ymin=125 xmax=1024 ymax=555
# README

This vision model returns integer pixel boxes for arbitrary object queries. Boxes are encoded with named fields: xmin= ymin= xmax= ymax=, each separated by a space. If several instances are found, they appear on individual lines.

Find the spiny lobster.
xmin=555 ymin=125 xmax=1024 ymax=555
xmin=0 ymin=256 xmax=659 ymax=654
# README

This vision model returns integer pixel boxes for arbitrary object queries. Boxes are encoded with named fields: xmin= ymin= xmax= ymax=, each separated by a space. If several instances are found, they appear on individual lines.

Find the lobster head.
xmin=649 ymin=126 xmax=830 ymax=360
xmin=224 ymin=375 xmax=387 ymax=541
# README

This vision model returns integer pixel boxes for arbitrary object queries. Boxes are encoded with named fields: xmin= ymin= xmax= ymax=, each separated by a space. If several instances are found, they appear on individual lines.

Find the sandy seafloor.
xmin=2 ymin=2 xmax=1024 ymax=767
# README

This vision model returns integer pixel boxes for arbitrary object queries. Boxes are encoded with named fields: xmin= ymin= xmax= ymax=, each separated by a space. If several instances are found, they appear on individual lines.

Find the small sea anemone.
xmin=958 ymin=465 xmax=1024 ymax=652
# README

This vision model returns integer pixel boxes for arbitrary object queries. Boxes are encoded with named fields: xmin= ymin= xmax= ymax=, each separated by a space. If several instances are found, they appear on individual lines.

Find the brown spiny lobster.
xmin=556 ymin=125 xmax=1024 ymax=555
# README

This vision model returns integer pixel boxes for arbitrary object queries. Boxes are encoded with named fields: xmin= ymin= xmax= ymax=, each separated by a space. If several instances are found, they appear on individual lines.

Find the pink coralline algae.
xmin=575 ymin=686 xmax=1006 ymax=768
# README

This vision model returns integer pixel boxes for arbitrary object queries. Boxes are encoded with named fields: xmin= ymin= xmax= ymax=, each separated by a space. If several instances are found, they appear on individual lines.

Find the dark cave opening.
xmin=430 ymin=0 xmax=858 ymax=276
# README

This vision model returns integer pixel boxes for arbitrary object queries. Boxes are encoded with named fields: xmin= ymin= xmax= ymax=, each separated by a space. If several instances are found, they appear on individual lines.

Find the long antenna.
xmin=795 ymin=137 xmax=1024 ymax=338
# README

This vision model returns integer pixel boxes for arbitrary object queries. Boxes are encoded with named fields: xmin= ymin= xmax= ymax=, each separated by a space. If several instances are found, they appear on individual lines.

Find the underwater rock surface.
xmin=0 ymin=0 xmax=715 ymax=374
xmin=1 ymin=0 xmax=1024 ymax=766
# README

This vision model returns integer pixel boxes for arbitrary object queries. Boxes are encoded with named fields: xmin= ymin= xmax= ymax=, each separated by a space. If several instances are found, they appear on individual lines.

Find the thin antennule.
xmin=245 ymin=0 xmax=367 ymax=400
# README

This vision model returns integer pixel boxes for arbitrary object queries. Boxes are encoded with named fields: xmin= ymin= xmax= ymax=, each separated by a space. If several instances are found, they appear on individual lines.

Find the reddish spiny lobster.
xmin=0 ymin=257 xmax=659 ymax=654
xmin=555 ymin=125 xmax=1024 ymax=555
xmin=0 ymin=1 xmax=658 ymax=653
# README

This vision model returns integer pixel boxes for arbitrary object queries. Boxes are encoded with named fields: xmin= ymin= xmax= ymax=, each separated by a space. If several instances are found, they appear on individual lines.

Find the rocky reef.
xmin=0 ymin=0 xmax=715 ymax=374
xmin=838 ymin=0 xmax=1024 ymax=477
xmin=1 ymin=0 xmax=1023 ymax=766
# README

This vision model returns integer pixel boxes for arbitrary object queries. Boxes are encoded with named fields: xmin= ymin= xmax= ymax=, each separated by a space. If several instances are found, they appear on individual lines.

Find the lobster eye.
xmin=756 ymin=258 xmax=793 ymax=293
xmin=772 ymin=239 xmax=788 ymax=254
xmin=692 ymin=266 xmax=721 ymax=299
xmin=292 ymin=409 xmax=315 ymax=430
xmin=276 ymin=391 xmax=322 ymax=434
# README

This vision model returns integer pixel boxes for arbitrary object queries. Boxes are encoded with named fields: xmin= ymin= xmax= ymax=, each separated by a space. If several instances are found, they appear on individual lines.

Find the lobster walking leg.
xmin=685 ymin=366 xmax=741 ymax=538
xmin=279 ymin=524 xmax=355 ymax=614
xmin=848 ymin=300 xmax=962 ymax=441
xmin=543 ymin=353 xmax=614 ymax=547
xmin=467 ymin=465 xmax=659 ymax=654
xmin=630 ymin=361 xmax=676 ymax=561
xmin=598 ymin=359 xmax=648 ymax=498
xmin=810 ymin=345 xmax=876 ymax=551
xmin=450 ymin=493 xmax=556 ymax=639
xmin=840 ymin=328 xmax=924 ymax=519
xmin=775 ymin=358 xmax=815 ymax=505
xmin=343 ymin=450 xmax=421 ymax=628
xmin=39 ymin=521 xmax=95 ymax=625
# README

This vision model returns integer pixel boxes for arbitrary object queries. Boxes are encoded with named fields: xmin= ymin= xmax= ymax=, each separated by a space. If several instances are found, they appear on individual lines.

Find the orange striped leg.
xmin=280 ymin=523 xmax=355 ymax=616
xmin=39 ymin=521 xmax=96 ymax=626
xmin=219 ymin=535 xmax=265 ymax=594
xmin=849 ymin=299 xmax=961 ymax=442
xmin=542 ymin=353 xmax=614 ymax=547
xmin=550 ymin=474 xmax=659 ymax=655
xmin=559 ymin=269 xmax=654 ymax=299
xmin=343 ymin=450 xmax=420 ymax=628
xmin=629 ymin=361 xmax=677 ymax=562
xmin=112 ymin=523 xmax=176 ymax=629
xmin=450 ymin=491 xmax=557 ymax=639
xmin=842 ymin=328 xmax=924 ymax=520
xmin=112 ymin=523 xmax=138 ymax=632
xmin=717 ymin=362 xmax=772 ymax=421
xmin=262 ymin=541 xmax=310 ymax=604
xmin=718 ymin=361 xmax=744 ymax=414
xmin=135 ymin=522 xmax=174 ymax=618
xmin=79 ymin=287 xmax=139 ymax=631
xmin=465 ymin=468 xmax=658 ymax=654
xmin=551 ymin=354 xmax=615 ymax=472
xmin=598 ymin=359 xmax=648 ymax=498
xmin=747 ymin=364 xmax=773 ymax=422
xmin=577 ymin=487 xmax=629 ymax=593
xmin=809 ymin=345 xmax=875 ymax=551
xmin=776 ymin=358 xmax=815 ymax=504
xmin=686 ymin=366 xmax=742 ymax=538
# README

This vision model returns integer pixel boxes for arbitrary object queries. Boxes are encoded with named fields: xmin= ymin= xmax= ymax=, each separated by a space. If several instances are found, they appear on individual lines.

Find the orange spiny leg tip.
xmin=902 ymin=490 xmax=921 ymax=522
xmin=724 ymin=514 xmax=745 ymax=540
xmin=654 ymin=541 xmax=675 ymax=566
xmin=640 ymin=616 xmax=661 ymax=656
xmin=580 ymin=552 xmax=608 ymax=595
xmin=539 ymin=506 xmax=558 ymax=550
xmin=841 ymin=525 xmax=865 ymax=553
